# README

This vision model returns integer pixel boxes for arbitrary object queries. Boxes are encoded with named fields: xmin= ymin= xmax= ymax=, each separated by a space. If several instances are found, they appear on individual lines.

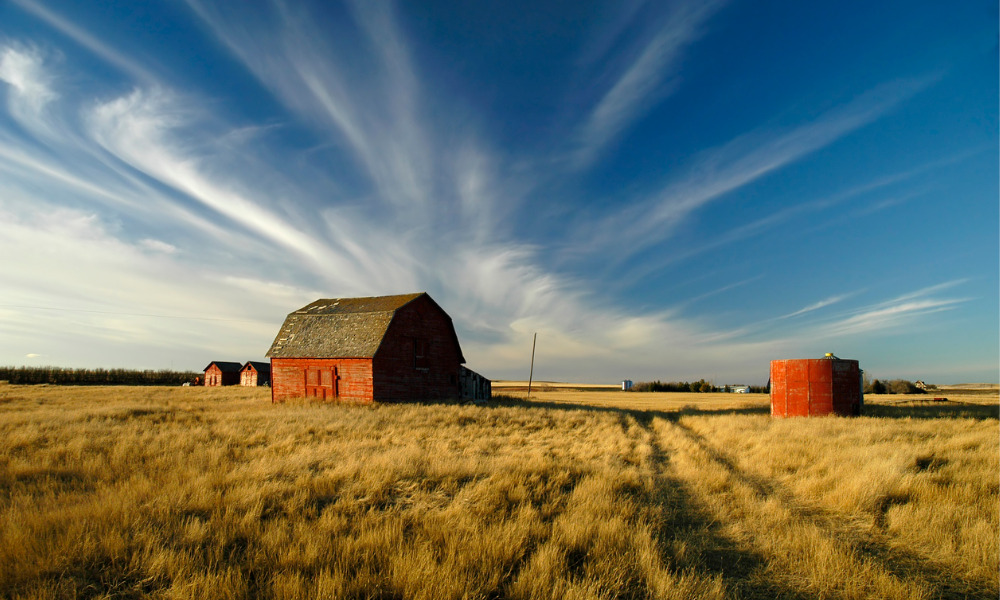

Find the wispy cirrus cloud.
xmin=777 ymin=295 xmax=851 ymax=320
xmin=184 ymin=0 xmax=444 ymax=218
xmin=9 ymin=0 xmax=158 ymax=83
xmin=0 ymin=43 xmax=56 ymax=117
xmin=85 ymin=88 xmax=336 ymax=267
xmin=805 ymin=281 xmax=970 ymax=339
xmin=572 ymin=75 xmax=937 ymax=267
xmin=615 ymin=149 xmax=986 ymax=287
xmin=571 ymin=0 xmax=727 ymax=168
xmin=816 ymin=298 xmax=965 ymax=338
xmin=0 ymin=199 xmax=314 ymax=366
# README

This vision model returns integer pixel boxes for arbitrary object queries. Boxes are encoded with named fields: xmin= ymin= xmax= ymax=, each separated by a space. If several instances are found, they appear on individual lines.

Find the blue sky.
xmin=0 ymin=0 xmax=996 ymax=384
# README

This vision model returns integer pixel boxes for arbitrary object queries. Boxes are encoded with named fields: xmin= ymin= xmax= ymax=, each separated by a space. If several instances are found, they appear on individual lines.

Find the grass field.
xmin=0 ymin=384 xmax=996 ymax=599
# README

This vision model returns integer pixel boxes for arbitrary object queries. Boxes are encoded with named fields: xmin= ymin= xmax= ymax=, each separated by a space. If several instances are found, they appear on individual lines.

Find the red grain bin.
xmin=770 ymin=355 xmax=863 ymax=417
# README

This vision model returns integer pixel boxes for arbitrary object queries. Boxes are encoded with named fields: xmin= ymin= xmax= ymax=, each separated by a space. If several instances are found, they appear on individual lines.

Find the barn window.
xmin=414 ymin=338 xmax=429 ymax=370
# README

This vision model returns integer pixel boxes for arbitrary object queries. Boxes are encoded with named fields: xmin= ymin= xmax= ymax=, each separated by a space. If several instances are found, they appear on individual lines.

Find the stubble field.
xmin=0 ymin=384 xmax=996 ymax=599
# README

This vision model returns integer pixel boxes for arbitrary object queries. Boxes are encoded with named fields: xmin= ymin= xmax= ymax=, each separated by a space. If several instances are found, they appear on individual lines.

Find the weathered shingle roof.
xmin=266 ymin=293 xmax=425 ymax=359
xmin=241 ymin=361 xmax=271 ymax=373
xmin=204 ymin=361 xmax=242 ymax=372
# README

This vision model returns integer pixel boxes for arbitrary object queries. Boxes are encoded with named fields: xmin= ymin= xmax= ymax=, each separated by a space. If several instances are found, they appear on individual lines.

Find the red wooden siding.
xmin=205 ymin=365 xmax=239 ymax=387
xmin=240 ymin=363 xmax=271 ymax=387
xmin=240 ymin=369 xmax=257 ymax=386
xmin=270 ymin=358 xmax=373 ymax=403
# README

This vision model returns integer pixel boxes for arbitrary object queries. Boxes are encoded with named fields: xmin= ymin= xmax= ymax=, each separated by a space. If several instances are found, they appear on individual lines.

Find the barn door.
xmin=305 ymin=367 xmax=338 ymax=399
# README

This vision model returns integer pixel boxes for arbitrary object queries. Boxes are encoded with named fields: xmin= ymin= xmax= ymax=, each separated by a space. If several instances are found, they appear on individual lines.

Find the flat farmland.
xmin=0 ymin=384 xmax=996 ymax=599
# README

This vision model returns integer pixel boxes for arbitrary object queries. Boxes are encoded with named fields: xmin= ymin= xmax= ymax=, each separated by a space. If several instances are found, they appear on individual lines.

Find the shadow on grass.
xmin=485 ymin=395 xmax=997 ymax=598
xmin=638 ymin=421 xmax=814 ymax=600
xmin=489 ymin=395 xmax=769 ymax=421
xmin=862 ymin=400 xmax=998 ymax=420
xmin=663 ymin=419 xmax=997 ymax=600
xmin=488 ymin=394 xmax=999 ymax=421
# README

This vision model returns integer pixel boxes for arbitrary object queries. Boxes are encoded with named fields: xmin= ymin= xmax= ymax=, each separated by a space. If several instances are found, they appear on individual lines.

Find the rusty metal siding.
xmin=770 ymin=358 xmax=861 ymax=417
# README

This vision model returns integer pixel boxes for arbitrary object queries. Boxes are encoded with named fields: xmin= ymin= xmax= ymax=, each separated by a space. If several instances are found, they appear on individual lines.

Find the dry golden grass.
xmin=0 ymin=384 xmax=996 ymax=599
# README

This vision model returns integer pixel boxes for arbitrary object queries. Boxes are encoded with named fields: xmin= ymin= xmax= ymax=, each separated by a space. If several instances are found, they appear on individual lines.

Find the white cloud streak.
xmin=0 ymin=44 xmax=56 ymax=122
xmin=9 ymin=0 xmax=157 ymax=83
xmin=573 ymin=0 xmax=727 ymax=167
xmin=185 ymin=0 xmax=441 ymax=219
xmin=800 ymin=281 xmax=970 ymax=340
xmin=0 ymin=200 xmax=320 ymax=366
xmin=777 ymin=295 xmax=851 ymax=320
xmin=574 ymin=76 xmax=936 ymax=266
xmin=86 ymin=88 xmax=335 ymax=267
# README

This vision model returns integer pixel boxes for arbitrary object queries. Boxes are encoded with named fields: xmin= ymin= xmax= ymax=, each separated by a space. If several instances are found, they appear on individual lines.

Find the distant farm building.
xmin=266 ymin=292 xmax=490 ymax=403
xmin=770 ymin=354 xmax=862 ymax=417
xmin=730 ymin=385 xmax=750 ymax=393
xmin=203 ymin=361 xmax=242 ymax=387
xmin=460 ymin=366 xmax=491 ymax=402
xmin=240 ymin=361 xmax=271 ymax=387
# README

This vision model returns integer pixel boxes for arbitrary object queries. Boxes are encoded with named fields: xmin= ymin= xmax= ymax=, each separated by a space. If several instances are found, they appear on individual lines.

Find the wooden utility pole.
xmin=526 ymin=332 xmax=537 ymax=400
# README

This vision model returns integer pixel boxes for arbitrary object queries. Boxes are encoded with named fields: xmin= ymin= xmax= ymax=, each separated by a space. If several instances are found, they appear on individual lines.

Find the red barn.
xmin=203 ymin=361 xmax=241 ymax=386
xmin=267 ymin=292 xmax=486 ymax=403
xmin=240 ymin=361 xmax=271 ymax=387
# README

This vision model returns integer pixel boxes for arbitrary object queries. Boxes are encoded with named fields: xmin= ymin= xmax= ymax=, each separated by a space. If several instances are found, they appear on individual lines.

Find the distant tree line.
xmin=863 ymin=377 xmax=929 ymax=395
xmin=630 ymin=379 xmax=768 ymax=393
xmin=631 ymin=375 xmax=930 ymax=395
xmin=0 ymin=366 xmax=201 ymax=386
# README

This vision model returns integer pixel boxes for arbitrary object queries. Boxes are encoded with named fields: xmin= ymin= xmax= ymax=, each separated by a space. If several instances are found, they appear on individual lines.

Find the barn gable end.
xmin=240 ymin=361 xmax=271 ymax=387
xmin=371 ymin=294 xmax=465 ymax=402
xmin=204 ymin=361 xmax=241 ymax=387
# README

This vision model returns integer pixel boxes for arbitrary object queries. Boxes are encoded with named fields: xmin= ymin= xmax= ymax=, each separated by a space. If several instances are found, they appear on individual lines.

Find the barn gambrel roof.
xmin=265 ymin=292 xmax=465 ymax=361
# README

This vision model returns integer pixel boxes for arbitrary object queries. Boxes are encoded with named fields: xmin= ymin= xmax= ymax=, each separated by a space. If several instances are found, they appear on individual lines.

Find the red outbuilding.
xmin=770 ymin=354 xmax=863 ymax=417
xmin=266 ymin=292 xmax=487 ymax=403
xmin=240 ymin=361 xmax=271 ymax=387
xmin=203 ymin=361 xmax=242 ymax=387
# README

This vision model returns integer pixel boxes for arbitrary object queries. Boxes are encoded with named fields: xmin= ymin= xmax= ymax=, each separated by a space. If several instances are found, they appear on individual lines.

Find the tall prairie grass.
xmin=0 ymin=385 xmax=995 ymax=599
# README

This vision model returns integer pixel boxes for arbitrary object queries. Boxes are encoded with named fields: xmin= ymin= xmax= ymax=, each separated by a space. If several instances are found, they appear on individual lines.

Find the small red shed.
xmin=204 ymin=361 xmax=242 ymax=387
xmin=267 ymin=292 xmax=486 ymax=403
xmin=240 ymin=361 xmax=271 ymax=387
xmin=770 ymin=354 xmax=863 ymax=417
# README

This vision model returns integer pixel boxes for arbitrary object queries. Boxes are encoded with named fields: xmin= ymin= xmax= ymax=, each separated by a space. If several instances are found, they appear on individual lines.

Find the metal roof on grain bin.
xmin=266 ymin=292 xmax=465 ymax=361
